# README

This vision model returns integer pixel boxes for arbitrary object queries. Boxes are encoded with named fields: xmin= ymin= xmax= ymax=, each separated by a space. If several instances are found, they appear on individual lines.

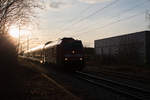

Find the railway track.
xmin=75 ymin=71 xmax=150 ymax=100
xmin=97 ymin=69 xmax=150 ymax=83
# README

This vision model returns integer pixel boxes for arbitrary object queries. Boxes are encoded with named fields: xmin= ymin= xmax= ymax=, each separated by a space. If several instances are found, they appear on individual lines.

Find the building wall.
xmin=94 ymin=31 xmax=149 ymax=65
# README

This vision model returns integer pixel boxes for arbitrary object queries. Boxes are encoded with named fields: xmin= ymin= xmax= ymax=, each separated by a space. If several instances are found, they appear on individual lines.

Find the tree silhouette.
xmin=0 ymin=0 xmax=43 ymax=34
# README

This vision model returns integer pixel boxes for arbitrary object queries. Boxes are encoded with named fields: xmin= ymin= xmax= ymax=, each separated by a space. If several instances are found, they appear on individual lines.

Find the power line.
xmin=56 ymin=5 xmax=94 ymax=36
xmin=74 ymin=0 xmax=148 ymax=34
xmin=73 ymin=10 xmax=147 ymax=38
xmin=57 ymin=0 xmax=119 ymax=37
xmin=60 ymin=5 xmax=93 ymax=30
xmin=69 ymin=0 xmax=119 ymax=27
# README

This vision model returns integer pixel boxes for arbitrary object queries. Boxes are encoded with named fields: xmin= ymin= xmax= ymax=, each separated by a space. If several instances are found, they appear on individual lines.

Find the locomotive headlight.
xmin=40 ymin=60 xmax=43 ymax=63
xmin=65 ymin=58 xmax=68 ymax=61
xmin=80 ymin=58 xmax=83 ymax=60
xmin=72 ymin=50 xmax=75 ymax=54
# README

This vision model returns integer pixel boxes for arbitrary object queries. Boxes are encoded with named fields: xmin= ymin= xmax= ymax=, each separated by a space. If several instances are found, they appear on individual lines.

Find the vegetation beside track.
xmin=17 ymin=58 xmax=80 ymax=100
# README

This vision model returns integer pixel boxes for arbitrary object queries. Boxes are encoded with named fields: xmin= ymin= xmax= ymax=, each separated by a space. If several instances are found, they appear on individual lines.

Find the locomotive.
xmin=24 ymin=37 xmax=85 ymax=71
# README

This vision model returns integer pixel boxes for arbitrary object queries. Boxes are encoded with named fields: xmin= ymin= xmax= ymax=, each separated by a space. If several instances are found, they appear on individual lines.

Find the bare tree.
xmin=0 ymin=0 xmax=42 ymax=34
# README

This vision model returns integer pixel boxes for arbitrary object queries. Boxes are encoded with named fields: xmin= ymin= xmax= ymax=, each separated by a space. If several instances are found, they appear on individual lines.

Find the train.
xmin=24 ymin=37 xmax=85 ymax=71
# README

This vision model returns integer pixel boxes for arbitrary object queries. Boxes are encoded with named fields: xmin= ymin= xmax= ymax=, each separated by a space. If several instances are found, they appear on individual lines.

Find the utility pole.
xmin=18 ymin=24 xmax=21 ymax=54
xmin=145 ymin=10 xmax=150 ymax=30
xmin=27 ymin=33 xmax=29 ymax=51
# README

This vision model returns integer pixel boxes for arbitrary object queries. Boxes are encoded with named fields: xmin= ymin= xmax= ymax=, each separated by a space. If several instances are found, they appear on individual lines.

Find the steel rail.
xmin=98 ymin=69 xmax=150 ymax=83
xmin=75 ymin=71 xmax=150 ymax=100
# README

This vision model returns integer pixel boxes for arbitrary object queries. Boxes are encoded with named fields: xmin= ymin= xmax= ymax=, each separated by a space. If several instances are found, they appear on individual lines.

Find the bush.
xmin=0 ymin=35 xmax=23 ymax=99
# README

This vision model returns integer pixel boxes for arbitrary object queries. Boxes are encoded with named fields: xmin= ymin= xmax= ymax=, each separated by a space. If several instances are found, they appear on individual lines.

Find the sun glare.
xmin=9 ymin=28 xmax=19 ymax=38
xmin=9 ymin=26 xmax=30 ymax=38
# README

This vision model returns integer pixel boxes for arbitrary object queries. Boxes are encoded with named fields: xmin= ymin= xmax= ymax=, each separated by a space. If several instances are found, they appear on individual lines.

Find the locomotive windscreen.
xmin=63 ymin=41 xmax=83 ymax=50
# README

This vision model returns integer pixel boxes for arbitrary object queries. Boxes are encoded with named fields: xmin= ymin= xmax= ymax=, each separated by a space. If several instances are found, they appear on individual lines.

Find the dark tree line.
xmin=0 ymin=1 xmax=44 ymax=99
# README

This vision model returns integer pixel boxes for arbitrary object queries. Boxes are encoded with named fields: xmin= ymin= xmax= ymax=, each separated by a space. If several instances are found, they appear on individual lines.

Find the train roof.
xmin=44 ymin=37 xmax=77 ymax=48
xmin=24 ymin=37 xmax=82 ymax=53
xmin=44 ymin=40 xmax=61 ymax=48
xmin=24 ymin=45 xmax=44 ymax=53
xmin=61 ymin=37 xmax=74 ymax=41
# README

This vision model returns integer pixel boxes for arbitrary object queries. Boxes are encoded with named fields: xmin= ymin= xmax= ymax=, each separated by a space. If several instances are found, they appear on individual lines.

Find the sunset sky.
xmin=10 ymin=0 xmax=150 ymax=49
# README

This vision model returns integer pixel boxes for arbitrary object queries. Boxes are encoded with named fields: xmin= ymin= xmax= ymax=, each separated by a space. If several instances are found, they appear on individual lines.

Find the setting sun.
xmin=9 ymin=26 xmax=29 ymax=38
xmin=9 ymin=27 xmax=19 ymax=38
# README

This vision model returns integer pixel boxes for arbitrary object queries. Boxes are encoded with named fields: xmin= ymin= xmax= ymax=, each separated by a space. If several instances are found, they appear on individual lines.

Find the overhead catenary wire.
xmin=60 ymin=5 xmax=93 ymax=30
xmin=73 ymin=10 xmax=147 ymax=38
xmin=73 ymin=0 xmax=150 ymax=38
xmin=55 ymin=5 xmax=93 ymax=38
xmin=69 ymin=0 xmax=120 ymax=27
xmin=56 ymin=0 xmax=120 ymax=37
xmin=74 ymin=0 xmax=149 ymax=34
xmin=56 ymin=5 xmax=94 ymax=37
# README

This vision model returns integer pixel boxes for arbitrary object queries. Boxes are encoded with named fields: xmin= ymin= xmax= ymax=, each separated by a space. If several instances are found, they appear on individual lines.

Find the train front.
xmin=62 ymin=40 xmax=85 ymax=70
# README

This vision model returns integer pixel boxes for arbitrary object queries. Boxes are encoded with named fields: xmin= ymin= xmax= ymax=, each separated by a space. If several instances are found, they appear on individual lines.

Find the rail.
xmin=75 ymin=71 xmax=150 ymax=100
